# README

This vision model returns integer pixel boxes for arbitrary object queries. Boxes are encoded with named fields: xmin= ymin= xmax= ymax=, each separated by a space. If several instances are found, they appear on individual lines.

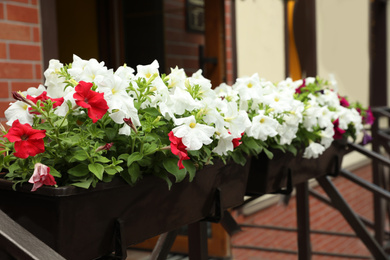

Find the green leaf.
xmin=163 ymin=158 xmax=187 ymax=182
xmin=118 ymin=153 xmax=129 ymax=161
xmin=71 ymin=150 xmax=88 ymax=162
xmin=143 ymin=143 xmax=158 ymax=155
xmin=49 ymin=167 xmax=61 ymax=177
xmin=127 ymin=152 xmax=143 ymax=167
xmin=104 ymin=165 xmax=123 ymax=175
xmin=95 ymin=156 xmax=110 ymax=163
xmin=182 ymin=160 xmax=196 ymax=182
xmin=153 ymin=171 xmax=172 ymax=190
xmin=230 ymin=151 xmax=247 ymax=166
xmin=104 ymin=127 xmax=118 ymax=141
xmin=88 ymin=163 xmax=104 ymax=180
xmin=244 ymin=138 xmax=263 ymax=154
xmin=68 ymin=164 xmax=89 ymax=177
xmin=71 ymin=178 xmax=93 ymax=189
xmin=54 ymin=118 xmax=68 ymax=127
xmin=141 ymin=107 xmax=160 ymax=117
xmin=128 ymin=163 xmax=142 ymax=183
xmin=263 ymin=147 xmax=274 ymax=160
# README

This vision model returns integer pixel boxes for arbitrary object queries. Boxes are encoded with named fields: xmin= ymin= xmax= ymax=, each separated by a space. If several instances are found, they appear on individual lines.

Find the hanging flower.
xmin=4 ymin=120 xmax=46 ymax=159
xmin=360 ymin=129 xmax=373 ymax=145
xmin=364 ymin=107 xmax=375 ymax=125
xmin=168 ymin=131 xmax=190 ymax=169
xmin=73 ymin=81 xmax=109 ymax=123
xmin=332 ymin=118 xmax=346 ymax=140
xmin=28 ymin=163 xmax=56 ymax=191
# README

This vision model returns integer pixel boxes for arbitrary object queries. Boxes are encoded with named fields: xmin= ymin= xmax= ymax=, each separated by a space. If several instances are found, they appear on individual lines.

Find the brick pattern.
xmin=0 ymin=0 xmax=43 ymax=120
xmin=163 ymin=0 xmax=233 ymax=85
xmin=163 ymin=0 xmax=204 ymax=76
xmin=231 ymin=164 xmax=375 ymax=259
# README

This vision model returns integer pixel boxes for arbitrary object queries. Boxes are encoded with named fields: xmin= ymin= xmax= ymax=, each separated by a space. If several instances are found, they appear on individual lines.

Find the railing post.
xmin=296 ymin=181 xmax=312 ymax=260
xmin=371 ymin=110 xmax=386 ymax=246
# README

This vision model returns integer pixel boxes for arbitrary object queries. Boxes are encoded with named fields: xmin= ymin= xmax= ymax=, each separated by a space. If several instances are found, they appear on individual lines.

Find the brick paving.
xmin=231 ymin=164 xmax=377 ymax=260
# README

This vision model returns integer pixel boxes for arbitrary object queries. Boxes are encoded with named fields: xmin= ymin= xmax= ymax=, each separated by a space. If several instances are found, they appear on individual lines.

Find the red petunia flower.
xmin=28 ymin=163 xmax=56 ymax=191
xmin=232 ymin=132 xmax=244 ymax=148
xmin=4 ymin=119 xmax=46 ymax=158
xmin=73 ymin=81 xmax=109 ymax=123
xmin=27 ymin=91 xmax=64 ymax=112
xmin=332 ymin=118 xmax=346 ymax=140
xmin=168 ymin=131 xmax=190 ymax=170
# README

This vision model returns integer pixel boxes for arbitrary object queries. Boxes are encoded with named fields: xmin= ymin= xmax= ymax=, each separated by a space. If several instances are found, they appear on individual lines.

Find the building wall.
xmin=235 ymin=0 xmax=285 ymax=82
xmin=0 ymin=0 xmax=43 ymax=122
xmin=163 ymin=0 xmax=234 ymax=85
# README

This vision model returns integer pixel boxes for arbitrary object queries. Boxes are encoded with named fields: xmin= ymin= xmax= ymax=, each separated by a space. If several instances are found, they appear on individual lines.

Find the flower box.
xmin=246 ymin=140 xmax=348 ymax=195
xmin=0 ymin=160 xmax=250 ymax=260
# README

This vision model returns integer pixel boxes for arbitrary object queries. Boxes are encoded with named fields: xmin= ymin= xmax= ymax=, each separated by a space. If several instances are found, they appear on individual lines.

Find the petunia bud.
xmin=95 ymin=142 xmax=113 ymax=152
xmin=12 ymin=91 xmax=35 ymax=107
xmin=123 ymin=118 xmax=138 ymax=134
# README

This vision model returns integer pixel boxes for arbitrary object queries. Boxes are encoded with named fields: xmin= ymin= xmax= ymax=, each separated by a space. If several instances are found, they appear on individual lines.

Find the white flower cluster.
xmin=5 ymin=56 xmax=364 ymax=160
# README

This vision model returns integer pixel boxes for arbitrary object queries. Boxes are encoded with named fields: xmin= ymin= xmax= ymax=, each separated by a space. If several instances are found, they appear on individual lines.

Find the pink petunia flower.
xmin=332 ymin=118 xmax=346 ymax=140
xmin=338 ymin=95 xmax=350 ymax=107
xmin=4 ymin=119 xmax=46 ymax=158
xmin=295 ymin=79 xmax=306 ymax=94
xmin=168 ymin=131 xmax=190 ymax=170
xmin=29 ymin=163 xmax=56 ymax=191
xmin=73 ymin=81 xmax=109 ymax=123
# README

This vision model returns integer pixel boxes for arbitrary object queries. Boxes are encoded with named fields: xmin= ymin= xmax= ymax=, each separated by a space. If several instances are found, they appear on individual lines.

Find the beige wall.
xmin=316 ymin=0 xmax=370 ymax=107
xmin=236 ymin=0 xmax=374 ymax=168
xmin=236 ymin=0 xmax=370 ymax=106
xmin=235 ymin=0 xmax=285 ymax=82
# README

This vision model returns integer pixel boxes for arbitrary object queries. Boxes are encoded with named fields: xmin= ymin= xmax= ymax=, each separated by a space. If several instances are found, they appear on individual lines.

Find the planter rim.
xmin=0 ymin=161 xmax=226 ymax=197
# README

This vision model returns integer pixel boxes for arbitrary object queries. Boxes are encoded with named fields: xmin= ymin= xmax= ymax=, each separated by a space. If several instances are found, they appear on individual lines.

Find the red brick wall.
xmin=163 ymin=0 xmax=204 ymax=76
xmin=0 ymin=0 xmax=43 ymax=121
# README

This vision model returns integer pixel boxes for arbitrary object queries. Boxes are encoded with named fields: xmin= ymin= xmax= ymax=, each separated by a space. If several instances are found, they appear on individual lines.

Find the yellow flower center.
xmin=145 ymin=72 xmax=151 ymax=78
xmin=189 ymin=122 xmax=196 ymax=128
xmin=23 ymin=104 xmax=28 ymax=110
xmin=274 ymin=97 xmax=279 ymax=102
xmin=260 ymin=118 xmax=265 ymax=124
xmin=247 ymin=83 xmax=253 ymax=88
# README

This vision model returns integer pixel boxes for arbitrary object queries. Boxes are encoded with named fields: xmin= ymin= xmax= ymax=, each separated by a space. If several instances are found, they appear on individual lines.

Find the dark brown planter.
xmin=246 ymin=140 xmax=348 ymax=195
xmin=0 ymin=159 xmax=250 ymax=260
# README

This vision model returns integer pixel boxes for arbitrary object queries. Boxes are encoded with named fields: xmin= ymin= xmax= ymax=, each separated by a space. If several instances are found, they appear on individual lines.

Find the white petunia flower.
xmin=172 ymin=115 xmax=215 ymax=150
xmin=213 ymin=130 xmax=235 ymax=156
xmin=5 ymin=101 xmax=33 ymax=126
xmin=247 ymin=112 xmax=279 ymax=141
xmin=222 ymin=102 xmax=251 ymax=138
xmin=68 ymin=55 xmax=113 ymax=83
xmin=303 ymin=142 xmax=326 ymax=159
xmin=136 ymin=60 xmax=159 ymax=79
xmin=170 ymin=87 xmax=200 ymax=115
xmin=320 ymin=126 xmax=335 ymax=149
